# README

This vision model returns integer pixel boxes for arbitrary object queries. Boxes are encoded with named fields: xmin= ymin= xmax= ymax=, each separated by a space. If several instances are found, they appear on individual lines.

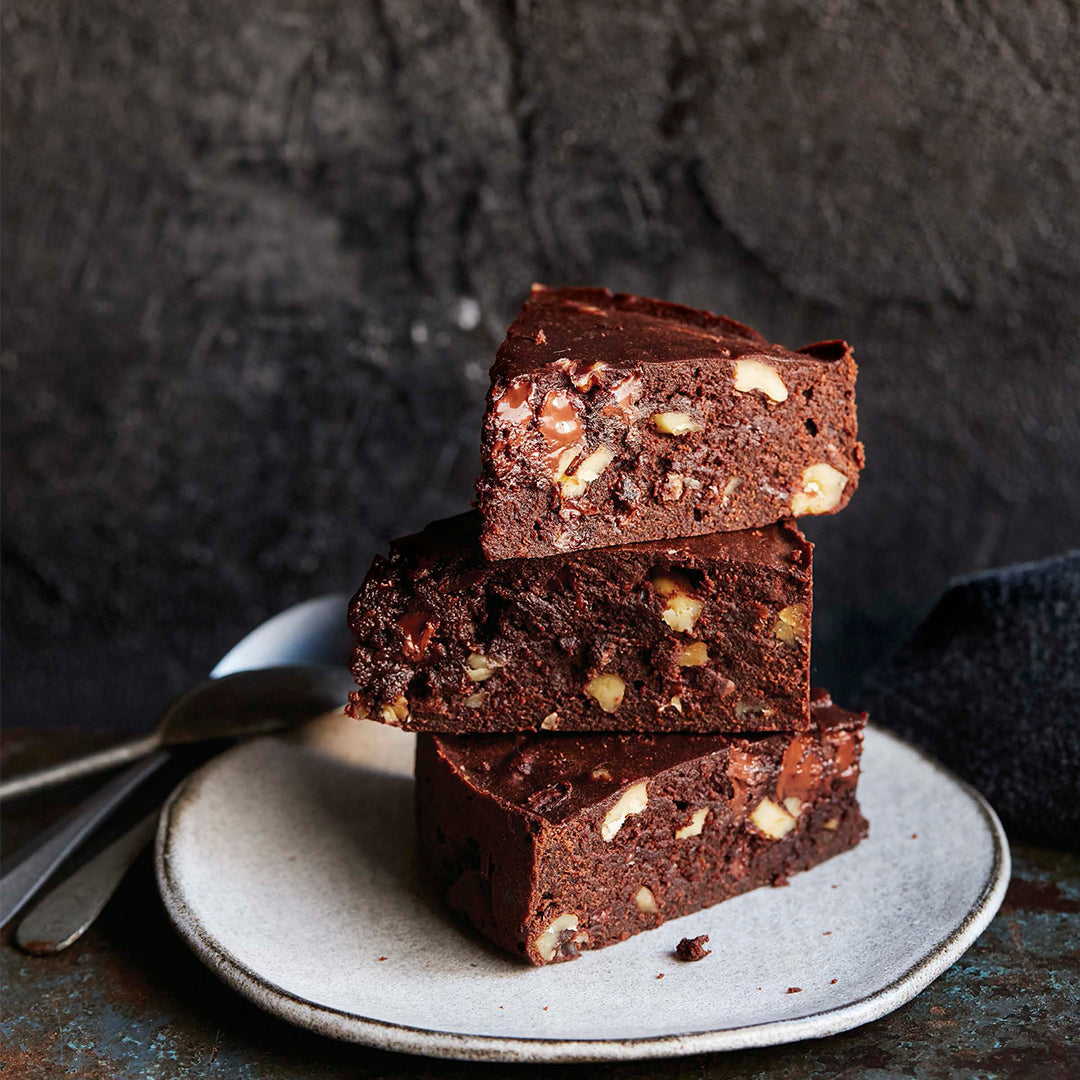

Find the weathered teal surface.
xmin=2 ymin=733 xmax=1077 ymax=1080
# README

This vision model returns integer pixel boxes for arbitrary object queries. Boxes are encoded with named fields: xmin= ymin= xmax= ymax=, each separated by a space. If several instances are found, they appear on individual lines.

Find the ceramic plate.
xmin=156 ymin=595 xmax=1010 ymax=1063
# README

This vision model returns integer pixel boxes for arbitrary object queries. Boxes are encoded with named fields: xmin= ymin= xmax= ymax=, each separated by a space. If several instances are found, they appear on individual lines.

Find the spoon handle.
xmin=0 ymin=751 xmax=169 ymax=928
xmin=16 ymin=810 xmax=161 ymax=954
xmin=0 ymin=735 xmax=161 ymax=801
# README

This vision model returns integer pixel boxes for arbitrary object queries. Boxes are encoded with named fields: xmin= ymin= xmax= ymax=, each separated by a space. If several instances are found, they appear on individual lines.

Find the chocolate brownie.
xmin=476 ymin=285 xmax=863 ymax=560
xmin=347 ymin=511 xmax=813 ymax=733
xmin=416 ymin=689 xmax=868 ymax=965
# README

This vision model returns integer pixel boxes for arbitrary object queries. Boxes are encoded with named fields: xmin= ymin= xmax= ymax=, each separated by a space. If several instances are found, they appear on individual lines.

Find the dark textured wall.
xmin=3 ymin=1 xmax=1079 ymax=732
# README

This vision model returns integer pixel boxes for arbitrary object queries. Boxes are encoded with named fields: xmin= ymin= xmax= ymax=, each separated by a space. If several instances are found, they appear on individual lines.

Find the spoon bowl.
xmin=156 ymin=664 xmax=356 ymax=746
xmin=0 ymin=663 xmax=356 ymax=801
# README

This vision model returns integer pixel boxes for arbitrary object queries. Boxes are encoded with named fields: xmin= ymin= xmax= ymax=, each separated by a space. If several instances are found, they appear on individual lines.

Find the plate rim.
xmin=155 ymin=725 xmax=1010 ymax=1063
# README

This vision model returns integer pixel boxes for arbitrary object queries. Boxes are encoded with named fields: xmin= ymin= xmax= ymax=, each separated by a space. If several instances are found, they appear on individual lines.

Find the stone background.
xmin=3 ymin=0 xmax=1079 ymax=733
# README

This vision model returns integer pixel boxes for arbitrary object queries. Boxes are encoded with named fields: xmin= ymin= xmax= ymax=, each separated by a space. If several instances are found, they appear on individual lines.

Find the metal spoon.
xmin=13 ymin=707 xmax=347 ymax=954
xmin=0 ymin=664 xmax=357 ymax=801
xmin=0 ymin=665 xmax=355 ymax=927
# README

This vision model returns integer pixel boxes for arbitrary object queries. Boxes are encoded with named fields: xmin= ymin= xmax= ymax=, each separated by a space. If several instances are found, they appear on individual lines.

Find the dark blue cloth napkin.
xmin=860 ymin=550 xmax=1080 ymax=849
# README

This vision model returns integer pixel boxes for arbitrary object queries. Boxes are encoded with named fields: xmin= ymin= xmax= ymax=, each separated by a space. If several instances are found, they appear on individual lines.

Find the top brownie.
xmin=477 ymin=285 xmax=863 ymax=560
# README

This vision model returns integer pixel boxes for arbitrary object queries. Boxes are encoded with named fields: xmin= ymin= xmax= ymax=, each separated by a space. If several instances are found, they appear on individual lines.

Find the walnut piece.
xmin=750 ymin=797 xmax=797 ymax=839
xmin=466 ymin=652 xmax=504 ymax=682
xmin=601 ymin=781 xmax=649 ymax=841
xmin=557 ymin=357 xmax=607 ymax=390
xmin=675 ymin=807 xmax=709 ymax=839
xmin=634 ymin=886 xmax=658 ymax=914
xmin=823 ymin=817 xmax=840 ymax=831
xmin=576 ymin=445 xmax=616 ymax=482
xmin=772 ymin=604 xmax=810 ymax=647
xmin=733 ymin=359 xmax=788 ymax=402
xmin=463 ymin=691 xmax=488 ymax=709
xmin=560 ymin=444 xmax=616 ymax=499
xmin=659 ymin=471 xmax=685 ymax=503
xmin=549 ymin=444 xmax=589 ymax=499
xmin=662 ymin=596 xmax=703 ymax=634
xmin=651 ymin=572 xmax=687 ymax=598
xmin=535 ymin=913 xmax=587 ymax=963
xmin=677 ymin=641 xmax=709 ymax=667
xmin=584 ymin=673 xmax=626 ymax=713
xmin=783 ymin=796 xmax=804 ymax=818
xmin=540 ymin=712 xmax=560 ymax=730
xmin=652 ymin=411 xmax=703 ymax=436
xmin=735 ymin=700 xmax=774 ymax=721
xmin=651 ymin=572 xmax=703 ymax=632
xmin=590 ymin=764 xmax=613 ymax=782
xmin=791 ymin=463 xmax=847 ymax=516
xmin=378 ymin=696 xmax=409 ymax=724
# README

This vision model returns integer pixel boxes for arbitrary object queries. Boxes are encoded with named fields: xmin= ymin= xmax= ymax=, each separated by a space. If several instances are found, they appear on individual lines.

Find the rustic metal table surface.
xmin=2 ymin=729 xmax=1077 ymax=1080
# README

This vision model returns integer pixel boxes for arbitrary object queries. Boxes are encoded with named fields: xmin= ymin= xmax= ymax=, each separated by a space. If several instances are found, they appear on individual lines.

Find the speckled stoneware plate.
xmin=156 ymin=594 xmax=1010 ymax=1063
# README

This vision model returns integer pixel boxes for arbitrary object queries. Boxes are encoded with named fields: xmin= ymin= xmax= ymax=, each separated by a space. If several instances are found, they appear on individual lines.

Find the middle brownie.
xmin=347 ymin=510 xmax=812 ymax=733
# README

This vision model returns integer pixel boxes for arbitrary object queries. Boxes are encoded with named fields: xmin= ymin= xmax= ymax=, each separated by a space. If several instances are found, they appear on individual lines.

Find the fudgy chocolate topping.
xmin=387 ymin=510 xmax=808 ymax=577
xmin=433 ymin=695 xmax=864 ymax=827
xmin=496 ymin=284 xmax=850 ymax=379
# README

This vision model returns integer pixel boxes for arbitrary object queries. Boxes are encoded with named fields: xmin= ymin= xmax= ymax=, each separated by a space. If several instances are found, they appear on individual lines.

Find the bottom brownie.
xmin=416 ymin=688 xmax=868 ymax=965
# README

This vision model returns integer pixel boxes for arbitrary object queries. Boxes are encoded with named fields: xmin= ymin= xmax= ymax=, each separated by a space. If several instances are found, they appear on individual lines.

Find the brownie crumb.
xmin=675 ymin=935 xmax=711 ymax=962
xmin=787 ymin=986 xmax=802 ymax=994
xmin=656 ymin=973 xmax=665 ymax=979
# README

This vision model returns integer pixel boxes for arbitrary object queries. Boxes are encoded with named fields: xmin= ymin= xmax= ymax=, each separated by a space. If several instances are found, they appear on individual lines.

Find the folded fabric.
xmin=861 ymin=551 xmax=1080 ymax=850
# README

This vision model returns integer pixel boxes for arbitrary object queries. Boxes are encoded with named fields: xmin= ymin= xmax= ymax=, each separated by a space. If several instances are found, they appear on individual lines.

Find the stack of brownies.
xmin=346 ymin=285 xmax=869 ymax=965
